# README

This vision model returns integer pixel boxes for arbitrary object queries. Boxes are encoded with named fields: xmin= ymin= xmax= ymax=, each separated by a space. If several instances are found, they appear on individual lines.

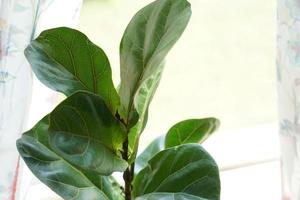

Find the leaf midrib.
xmin=51 ymin=104 xmax=115 ymax=151
xmin=144 ymin=159 xmax=214 ymax=194
xmin=124 ymin=1 xmax=175 ymax=121
xmin=32 ymin=42 xmax=89 ymax=92
xmin=40 ymin=32 xmax=100 ymax=94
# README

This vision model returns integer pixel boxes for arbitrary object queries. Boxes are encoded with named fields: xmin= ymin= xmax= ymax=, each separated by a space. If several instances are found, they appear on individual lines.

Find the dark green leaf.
xmin=25 ymin=27 xmax=119 ymax=113
xmin=49 ymin=91 xmax=127 ymax=175
xmin=118 ymin=0 xmax=191 ymax=123
xmin=133 ymin=144 xmax=220 ymax=200
xmin=165 ymin=118 xmax=220 ymax=148
xmin=136 ymin=193 xmax=209 ymax=200
xmin=135 ymin=136 xmax=164 ymax=173
xmin=17 ymin=117 xmax=124 ymax=200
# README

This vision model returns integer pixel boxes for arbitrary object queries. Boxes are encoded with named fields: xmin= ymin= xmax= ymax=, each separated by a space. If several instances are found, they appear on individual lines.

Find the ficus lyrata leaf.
xmin=133 ymin=144 xmax=220 ymax=200
xmin=25 ymin=27 xmax=119 ymax=113
xmin=49 ymin=91 xmax=128 ymax=175
xmin=128 ymin=65 xmax=163 ymax=163
xmin=119 ymin=0 xmax=192 ymax=121
xmin=165 ymin=118 xmax=220 ymax=148
xmin=135 ymin=135 xmax=165 ymax=173
xmin=118 ymin=0 xmax=192 ymax=161
xmin=17 ymin=116 xmax=124 ymax=200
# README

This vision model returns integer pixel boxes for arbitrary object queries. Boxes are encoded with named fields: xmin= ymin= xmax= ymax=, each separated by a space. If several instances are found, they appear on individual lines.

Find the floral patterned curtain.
xmin=0 ymin=1 xmax=82 ymax=199
xmin=278 ymin=0 xmax=300 ymax=199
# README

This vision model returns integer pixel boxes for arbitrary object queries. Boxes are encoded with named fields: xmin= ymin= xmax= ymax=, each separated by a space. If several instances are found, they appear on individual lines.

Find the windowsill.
xmin=203 ymin=123 xmax=280 ymax=171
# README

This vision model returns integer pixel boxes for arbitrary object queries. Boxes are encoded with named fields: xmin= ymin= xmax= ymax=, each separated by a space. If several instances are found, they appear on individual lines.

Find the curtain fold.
xmin=278 ymin=0 xmax=300 ymax=199
xmin=0 ymin=1 xmax=82 ymax=199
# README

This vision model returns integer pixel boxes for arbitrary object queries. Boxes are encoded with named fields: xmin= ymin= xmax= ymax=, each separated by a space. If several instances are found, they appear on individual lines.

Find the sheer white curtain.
xmin=0 ymin=1 xmax=82 ymax=199
xmin=278 ymin=0 xmax=300 ymax=199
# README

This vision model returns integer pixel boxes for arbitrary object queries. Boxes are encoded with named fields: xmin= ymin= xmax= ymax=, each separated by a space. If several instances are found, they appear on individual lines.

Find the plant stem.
xmin=130 ymin=162 xmax=135 ymax=178
xmin=122 ymin=139 xmax=133 ymax=200
xmin=117 ymin=112 xmax=134 ymax=200
xmin=123 ymin=168 xmax=131 ymax=200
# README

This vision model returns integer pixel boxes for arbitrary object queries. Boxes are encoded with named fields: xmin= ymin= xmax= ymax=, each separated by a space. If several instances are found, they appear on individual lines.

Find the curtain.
xmin=0 ymin=1 xmax=82 ymax=199
xmin=278 ymin=0 xmax=300 ymax=199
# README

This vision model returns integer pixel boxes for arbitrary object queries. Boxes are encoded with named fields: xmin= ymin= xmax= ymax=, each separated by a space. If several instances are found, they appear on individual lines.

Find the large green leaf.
xmin=165 ymin=118 xmax=220 ymax=148
xmin=25 ymin=27 xmax=119 ymax=113
xmin=135 ymin=136 xmax=164 ymax=173
xmin=136 ymin=193 xmax=209 ymax=200
xmin=133 ymin=144 xmax=220 ymax=200
xmin=49 ymin=91 xmax=127 ymax=175
xmin=118 ymin=0 xmax=191 ymax=123
xmin=17 ymin=117 xmax=124 ymax=200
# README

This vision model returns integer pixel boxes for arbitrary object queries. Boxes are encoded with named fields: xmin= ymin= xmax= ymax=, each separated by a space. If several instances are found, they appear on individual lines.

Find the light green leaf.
xmin=17 ymin=117 xmax=124 ymax=200
xmin=135 ymin=136 xmax=165 ymax=173
xmin=118 ymin=0 xmax=191 ymax=124
xmin=136 ymin=193 xmax=209 ymax=200
xmin=98 ymin=176 xmax=125 ymax=200
xmin=25 ymin=27 xmax=119 ymax=113
xmin=165 ymin=118 xmax=220 ymax=148
xmin=128 ymin=66 xmax=163 ymax=162
xmin=49 ymin=91 xmax=127 ymax=175
xmin=133 ymin=144 xmax=220 ymax=200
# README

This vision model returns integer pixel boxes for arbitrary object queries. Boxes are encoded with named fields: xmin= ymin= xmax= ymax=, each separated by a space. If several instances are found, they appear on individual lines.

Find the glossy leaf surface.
xmin=49 ymin=91 xmax=127 ymax=175
xmin=133 ymin=144 xmax=220 ymax=200
xmin=165 ymin=118 xmax=220 ymax=148
xmin=135 ymin=118 xmax=220 ymax=172
xmin=119 ymin=0 xmax=191 ymax=123
xmin=135 ymin=136 xmax=164 ymax=173
xmin=128 ymin=66 xmax=163 ymax=162
xmin=17 ymin=117 xmax=124 ymax=200
xmin=136 ymin=193 xmax=208 ymax=200
xmin=25 ymin=27 xmax=119 ymax=112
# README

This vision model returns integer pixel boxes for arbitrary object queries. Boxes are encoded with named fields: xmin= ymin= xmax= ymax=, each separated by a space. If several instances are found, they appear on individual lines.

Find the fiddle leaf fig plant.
xmin=17 ymin=0 xmax=221 ymax=199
